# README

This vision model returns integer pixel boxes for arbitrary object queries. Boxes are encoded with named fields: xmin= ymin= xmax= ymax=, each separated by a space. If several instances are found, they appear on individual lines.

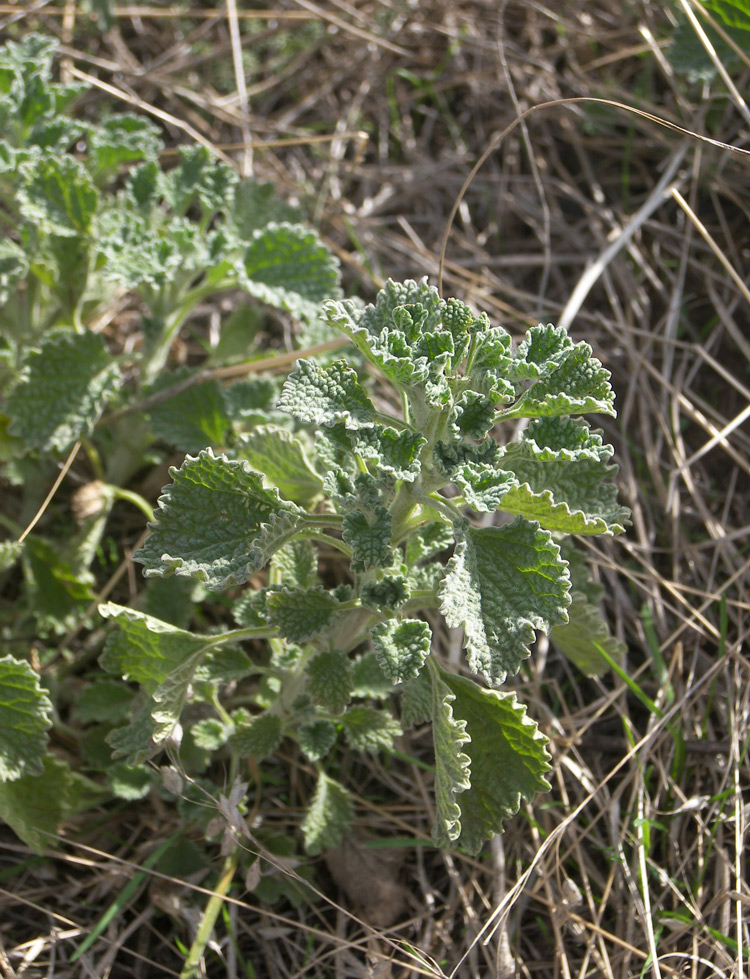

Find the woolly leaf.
xmin=164 ymin=144 xmax=239 ymax=216
xmin=237 ymin=425 xmax=323 ymax=503
xmin=231 ymin=714 xmax=283 ymax=759
xmin=298 ymin=719 xmax=338 ymax=761
xmin=7 ymin=330 xmax=121 ymax=452
xmin=453 ymin=464 xmax=517 ymax=513
xmin=550 ymin=592 xmax=625 ymax=677
xmin=399 ymin=670 xmax=433 ymax=728
xmin=231 ymin=178 xmax=301 ymax=236
xmin=360 ymin=574 xmax=410 ymax=612
xmin=74 ymin=680 xmax=133 ymax=724
xmin=106 ymin=699 xmax=165 ymax=765
xmin=0 ymin=655 xmax=52 ymax=781
xmin=239 ymin=222 xmax=340 ymax=320
xmin=107 ymin=762 xmax=153 ymax=800
xmin=0 ymin=755 xmax=80 ymax=852
xmin=351 ymin=652 xmax=395 ymax=700
xmin=306 ymin=650 xmax=352 ymax=715
xmin=99 ymin=603 xmax=210 ymax=694
xmin=18 ymin=155 xmax=98 ymax=235
xmin=510 ymin=324 xmax=574 ymax=379
xmin=278 ymin=358 xmax=376 ymax=430
xmin=403 ymin=519 xmax=454 ymax=565
xmin=146 ymin=369 xmax=230 ymax=452
xmin=133 ymin=449 xmax=297 ymax=589
xmin=509 ymin=342 xmax=616 ymax=418
xmin=87 ymin=115 xmax=163 ymax=182
xmin=191 ymin=719 xmax=229 ymax=751
xmin=340 ymin=706 xmax=401 ymax=752
xmin=353 ymin=426 xmax=426 ymax=481
xmin=434 ymin=668 xmax=551 ymax=854
xmin=342 ymin=506 xmax=392 ymax=571
xmin=302 ymin=773 xmax=353 ymax=855
xmin=271 ymin=539 xmax=319 ymax=590
xmin=266 ymin=587 xmax=338 ymax=642
xmin=438 ymin=519 xmax=570 ymax=685
xmin=429 ymin=664 xmax=470 ymax=846
xmin=371 ymin=618 xmax=431 ymax=683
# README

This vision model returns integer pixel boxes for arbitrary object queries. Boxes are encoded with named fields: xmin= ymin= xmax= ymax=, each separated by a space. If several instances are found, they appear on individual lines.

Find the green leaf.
xmin=353 ymin=425 xmax=426 ymax=481
xmin=403 ymin=519 xmax=454 ymax=565
xmin=301 ymin=773 xmax=353 ymax=855
xmin=371 ymin=619 xmax=432 ymax=683
xmin=231 ymin=178 xmax=302 ymax=236
xmin=438 ymin=519 xmax=571 ymax=685
xmin=165 ymin=144 xmax=239 ymax=216
xmin=239 ymin=222 xmax=340 ymax=320
xmin=74 ymin=680 xmax=133 ymax=724
xmin=237 ymin=425 xmax=323 ymax=503
xmin=146 ymin=368 xmax=230 ymax=452
xmin=278 ymin=358 xmax=377 ymax=430
xmin=271 ymin=539 xmax=319 ymax=590
xmin=18 ymin=155 xmax=98 ymax=235
xmin=429 ymin=664 xmax=470 ymax=845
xmin=453 ymin=463 xmax=517 ymax=513
xmin=191 ymin=718 xmax=229 ymax=750
xmin=0 ymin=540 xmax=23 ymax=572
xmin=133 ymin=448 xmax=296 ymax=590
xmin=0 ymin=755 xmax=79 ymax=852
xmin=342 ymin=505 xmax=392 ymax=571
xmin=87 ymin=115 xmax=163 ymax=182
xmin=509 ymin=341 xmax=616 ymax=419
xmin=433 ymin=667 xmax=551 ymax=853
xmin=99 ymin=603 xmax=211 ymax=694
xmin=399 ymin=670 xmax=433 ymax=728
xmin=498 ymin=420 xmax=629 ymax=535
xmin=107 ymin=762 xmax=153 ymax=800
xmin=266 ymin=587 xmax=338 ymax=642
xmin=340 ymin=706 xmax=401 ymax=752
xmin=7 ymin=330 xmax=121 ymax=452
xmin=106 ymin=699 xmax=164 ymax=765
xmin=231 ymin=713 xmax=283 ymax=759
xmin=306 ymin=650 xmax=352 ymax=715
xmin=510 ymin=324 xmax=574 ymax=379
xmin=297 ymin=719 xmax=338 ymax=761
xmin=451 ymin=391 xmax=497 ymax=440
xmin=22 ymin=537 xmax=96 ymax=633
xmin=0 ymin=655 xmax=52 ymax=781
xmin=551 ymin=592 xmax=625 ymax=677
xmin=351 ymin=652 xmax=396 ymax=700
xmin=360 ymin=573 xmax=410 ymax=611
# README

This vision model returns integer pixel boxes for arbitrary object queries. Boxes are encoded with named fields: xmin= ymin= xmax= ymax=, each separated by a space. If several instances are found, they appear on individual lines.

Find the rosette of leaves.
xmin=112 ymin=277 xmax=628 ymax=855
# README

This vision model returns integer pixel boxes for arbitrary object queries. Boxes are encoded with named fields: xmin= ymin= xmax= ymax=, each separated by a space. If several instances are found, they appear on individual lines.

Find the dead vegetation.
xmin=0 ymin=1 xmax=748 ymax=976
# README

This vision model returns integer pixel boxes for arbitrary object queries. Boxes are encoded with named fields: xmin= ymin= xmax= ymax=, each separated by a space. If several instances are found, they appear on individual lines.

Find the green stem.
xmin=179 ymin=847 xmax=240 ymax=979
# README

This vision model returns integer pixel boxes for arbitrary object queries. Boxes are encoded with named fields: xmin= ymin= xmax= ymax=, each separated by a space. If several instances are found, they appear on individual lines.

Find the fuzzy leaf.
xmin=351 ymin=652 xmax=396 ymax=700
xmin=360 ymin=574 xmax=410 ymax=612
xmin=74 ymin=680 xmax=133 ymax=724
xmin=7 ymin=330 xmax=121 ymax=452
xmin=191 ymin=719 xmax=229 ymax=750
xmin=231 ymin=178 xmax=301 ymax=236
xmin=353 ymin=426 xmax=426 ymax=481
xmin=403 ymin=519 xmax=454 ymax=565
xmin=0 ymin=655 xmax=52 ymax=781
xmin=511 ymin=324 xmax=574 ymax=379
xmin=107 ymin=762 xmax=153 ymax=800
xmin=18 ymin=155 xmax=98 ymax=235
xmin=509 ymin=342 xmax=616 ymax=418
xmin=342 ymin=506 xmax=392 ymax=571
xmin=146 ymin=369 xmax=230 ymax=452
xmin=106 ymin=700 xmax=164 ymax=765
xmin=133 ymin=449 xmax=296 ymax=589
xmin=371 ymin=618 xmax=431 ymax=683
xmin=306 ymin=650 xmax=352 ymax=715
xmin=164 ymin=144 xmax=239 ymax=216
xmin=438 ymin=520 xmax=570 ymax=685
xmin=271 ymin=539 xmax=319 ymax=590
xmin=429 ymin=665 xmax=470 ymax=846
xmin=341 ymin=706 xmax=401 ymax=752
xmin=0 ymin=755 xmax=80 ymax=852
xmin=231 ymin=713 xmax=283 ymax=759
xmin=499 ymin=423 xmax=629 ymax=535
xmin=551 ymin=592 xmax=625 ymax=677
xmin=266 ymin=587 xmax=338 ymax=642
xmin=399 ymin=670 xmax=433 ymax=728
xmin=99 ymin=603 xmax=211 ymax=694
xmin=87 ymin=115 xmax=163 ymax=181
xmin=237 ymin=425 xmax=323 ymax=503
xmin=302 ymin=773 xmax=353 ymax=855
xmin=278 ymin=359 xmax=376 ymax=430
xmin=434 ymin=668 xmax=551 ymax=853
xmin=297 ymin=719 xmax=338 ymax=761
xmin=453 ymin=464 xmax=516 ymax=513
xmin=239 ymin=222 xmax=340 ymax=320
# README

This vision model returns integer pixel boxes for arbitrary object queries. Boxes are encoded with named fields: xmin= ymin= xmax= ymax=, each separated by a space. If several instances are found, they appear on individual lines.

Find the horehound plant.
xmin=102 ymin=276 xmax=629 ymax=855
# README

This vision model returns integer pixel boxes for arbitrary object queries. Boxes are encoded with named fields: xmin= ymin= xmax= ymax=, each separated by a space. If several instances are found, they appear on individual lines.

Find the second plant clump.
xmin=105 ymin=276 xmax=629 ymax=855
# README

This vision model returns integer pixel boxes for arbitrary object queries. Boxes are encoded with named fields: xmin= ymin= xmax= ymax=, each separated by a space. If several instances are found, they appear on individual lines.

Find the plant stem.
xmin=178 ymin=846 xmax=240 ymax=979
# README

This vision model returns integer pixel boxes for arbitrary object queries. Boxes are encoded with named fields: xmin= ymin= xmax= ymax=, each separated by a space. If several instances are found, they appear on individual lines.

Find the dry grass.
xmin=0 ymin=1 xmax=748 ymax=976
